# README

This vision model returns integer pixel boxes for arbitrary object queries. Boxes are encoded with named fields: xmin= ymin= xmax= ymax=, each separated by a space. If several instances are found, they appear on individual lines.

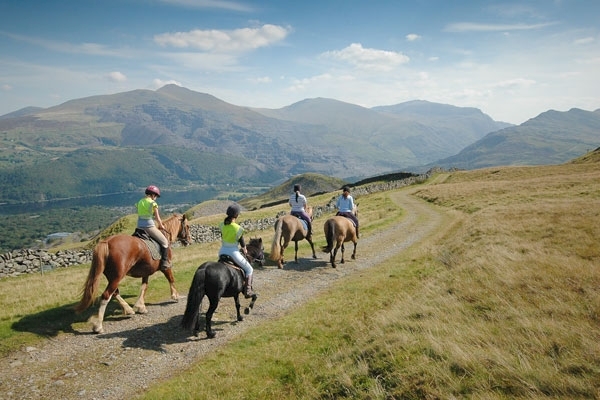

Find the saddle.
xmin=218 ymin=254 xmax=247 ymax=277
xmin=336 ymin=212 xmax=357 ymax=227
xmin=132 ymin=229 xmax=161 ymax=260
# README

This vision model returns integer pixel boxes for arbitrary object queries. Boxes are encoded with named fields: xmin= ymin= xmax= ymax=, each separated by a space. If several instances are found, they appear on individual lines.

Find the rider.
xmin=335 ymin=185 xmax=359 ymax=238
xmin=218 ymin=204 xmax=256 ymax=298
xmin=289 ymin=183 xmax=312 ymax=238
xmin=136 ymin=185 xmax=171 ymax=270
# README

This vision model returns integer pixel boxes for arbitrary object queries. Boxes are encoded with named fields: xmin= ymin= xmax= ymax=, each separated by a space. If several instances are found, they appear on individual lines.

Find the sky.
xmin=0 ymin=0 xmax=599 ymax=124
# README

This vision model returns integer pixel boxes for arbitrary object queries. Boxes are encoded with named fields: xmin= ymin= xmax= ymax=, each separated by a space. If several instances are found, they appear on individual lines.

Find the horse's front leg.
xmin=133 ymin=277 xmax=149 ymax=314
xmin=162 ymin=267 xmax=180 ymax=301
xmin=234 ymin=294 xmax=243 ymax=322
xmin=245 ymin=293 xmax=257 ymax=315
xmin=294 ymin=241 xmax=299 ymax=263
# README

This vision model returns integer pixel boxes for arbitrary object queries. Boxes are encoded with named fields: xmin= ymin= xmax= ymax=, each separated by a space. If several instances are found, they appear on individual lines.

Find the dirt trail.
xmin=0 ymin=189 xmax=444 ymax=400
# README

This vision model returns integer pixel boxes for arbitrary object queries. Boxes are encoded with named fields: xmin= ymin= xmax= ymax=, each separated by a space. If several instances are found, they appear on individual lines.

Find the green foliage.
xmin=0 ymin=206 xmax=124 ymax=252
xmin=0 ymin=146 xmax=282 ymax=204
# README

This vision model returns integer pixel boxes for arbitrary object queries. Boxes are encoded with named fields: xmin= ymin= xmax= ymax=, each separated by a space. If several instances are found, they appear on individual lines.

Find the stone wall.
xmin=0 ymin=172 xmax=432 ymax=279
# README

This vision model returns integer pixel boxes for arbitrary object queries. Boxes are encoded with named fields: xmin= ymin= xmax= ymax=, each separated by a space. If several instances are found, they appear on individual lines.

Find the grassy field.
xmin=139 ymin=158 xmax=599 ymax=399
xmin=1 ymin=153 xmax=599 ymax=398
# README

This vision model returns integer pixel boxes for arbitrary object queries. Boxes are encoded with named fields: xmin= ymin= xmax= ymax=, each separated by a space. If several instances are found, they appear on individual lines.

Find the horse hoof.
xmin=238 ymin=315 xmax=245 ymax=321
xmin=207 ymin=332 xmax=216 ymax=339
xmin=244 ymin=307 xmax=250 ymax=315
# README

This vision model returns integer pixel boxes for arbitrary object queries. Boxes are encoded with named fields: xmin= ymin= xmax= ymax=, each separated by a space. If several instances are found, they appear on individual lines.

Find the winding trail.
xmin=1 ymin=188 xmax=445 ymax=400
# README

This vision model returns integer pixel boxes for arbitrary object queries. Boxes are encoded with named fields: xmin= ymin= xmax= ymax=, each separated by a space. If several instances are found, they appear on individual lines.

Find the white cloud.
xmin=1 ymin=84 xmax=12 ymax=91
xmin=154 ymin=24 xmax=291 ymax=53
xmin=3 ymin=32 xmax=127 ymax=57
xmin=152 ymin=79 xmax=181 ymax=89
xmin=250 ymin=76 xmax=272 ymax=84
xmin=444 ymin=22 xmax=557 ymax=32
xmin=574 ymin=37 xmax=595 ymax=45
xmin=492 ymin=78 xmax=536 ymax=89
xmin=406 ymin=33 xmax=421 ymax=41
xmin=322 ymin=43 xmax=409 ymax=71
xmin=107 ymin=71 xmax=127 ymax=83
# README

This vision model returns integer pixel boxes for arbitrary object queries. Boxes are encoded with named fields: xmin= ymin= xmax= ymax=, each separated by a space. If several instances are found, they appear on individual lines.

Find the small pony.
xmin=181 ymin=243 xmax=260 ymax=339
xmin=245 ymin=237 xmax=265 ymax=267
xmin=270 ymin=206 xmax=316 ymax=268
xmin=322 ymin=206 xmax=358 ymax=268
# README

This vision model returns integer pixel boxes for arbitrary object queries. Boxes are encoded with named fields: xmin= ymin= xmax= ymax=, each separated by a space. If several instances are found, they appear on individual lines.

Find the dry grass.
xmin=2 ymin=157 xmax=599 ymax=398
xmin=140 ymin=160 xmax=600 ymax=399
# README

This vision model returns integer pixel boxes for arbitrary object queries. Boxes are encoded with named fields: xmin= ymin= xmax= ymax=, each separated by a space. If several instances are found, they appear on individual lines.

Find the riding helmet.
xmin=226 ymin=204 xmax=241 ymax=218
xmin=145 ymin=185 xmax=161 ymax=197
xmin=342 ymin=185 xmax=350 ymax=192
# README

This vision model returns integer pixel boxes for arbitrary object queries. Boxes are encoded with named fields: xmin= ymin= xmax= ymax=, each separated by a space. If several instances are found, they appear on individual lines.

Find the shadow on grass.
xmin=10 ymin=296 xmax=134 ymax=338
xmin=96 ymin=309 xmax=241 ymax=351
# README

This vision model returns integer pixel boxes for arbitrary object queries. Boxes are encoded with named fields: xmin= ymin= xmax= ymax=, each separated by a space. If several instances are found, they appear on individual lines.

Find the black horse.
xmin=181 ymin=253 xmax=260 ymax=339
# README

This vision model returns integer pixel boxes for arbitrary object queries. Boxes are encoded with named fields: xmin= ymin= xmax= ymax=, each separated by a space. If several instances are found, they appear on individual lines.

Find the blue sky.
xmin=0 ymin=0 xmax=598 ymax=124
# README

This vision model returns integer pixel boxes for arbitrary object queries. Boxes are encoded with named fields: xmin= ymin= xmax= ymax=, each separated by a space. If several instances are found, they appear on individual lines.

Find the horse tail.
xmin=269 ymin=218 xmax=283 ymax=261
xmin=75 ymin=240 xmax=108 ymax=313
xmin=181 ymin=264 xmax=207 ymax=331
xmin=322 ymin=219 xmax=335 ymax=253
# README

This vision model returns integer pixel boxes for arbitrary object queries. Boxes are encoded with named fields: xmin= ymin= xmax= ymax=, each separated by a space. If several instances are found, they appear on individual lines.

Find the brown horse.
xmin=322 ymin=206 xmax=358 ymax=268
xmin=270 ymin=206 xmax=316 ymax=268
xmin=75 ymin=213 xmax=191 ymax=333
xmin=245 ymin=237 xmax=265 ymax=267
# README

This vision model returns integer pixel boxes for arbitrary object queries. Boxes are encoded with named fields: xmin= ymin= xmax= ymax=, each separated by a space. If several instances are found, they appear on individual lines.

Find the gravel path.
xmin=0 ymin=189 xmax=443 ymax=400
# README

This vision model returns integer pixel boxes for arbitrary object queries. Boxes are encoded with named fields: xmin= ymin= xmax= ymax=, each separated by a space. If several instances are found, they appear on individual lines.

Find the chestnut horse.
xmin=270 ymin=206 xmax=316 ymax=268
xmin=75 ymin=213 xmax=191 ymax=333
xmin=322 ymin=206 xmax=358 ymax=268
xmin=181 ymin=242 xmax=261 ymax=339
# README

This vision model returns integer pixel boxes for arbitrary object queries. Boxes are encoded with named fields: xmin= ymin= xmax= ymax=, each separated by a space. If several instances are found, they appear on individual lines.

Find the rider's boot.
xmin=244 ymin=274 xmax=255 ymax=298
xmin=160 ymin=246 xmax=171 ymax=270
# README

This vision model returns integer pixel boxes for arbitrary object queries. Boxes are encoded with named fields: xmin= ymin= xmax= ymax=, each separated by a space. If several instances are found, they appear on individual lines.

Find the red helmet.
xmin=145 ymin=185 xmax=161 ymax=197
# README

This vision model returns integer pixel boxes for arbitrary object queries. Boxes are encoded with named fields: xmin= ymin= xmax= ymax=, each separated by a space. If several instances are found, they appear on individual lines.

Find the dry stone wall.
xmin=0 ymin=172 xmax=433 ymax=279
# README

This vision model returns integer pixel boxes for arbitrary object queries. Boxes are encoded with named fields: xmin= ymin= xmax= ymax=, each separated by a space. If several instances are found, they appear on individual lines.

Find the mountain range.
xmin=0 ymin=84 xmax=597 ymax=205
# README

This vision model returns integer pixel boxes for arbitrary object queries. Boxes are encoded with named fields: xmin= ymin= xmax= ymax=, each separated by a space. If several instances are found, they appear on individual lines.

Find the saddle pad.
xmin=294 ymin=215 xmax=308 ymax=231
xmin=141 ymin=238 xmax=161 ymax=260
xmin=133 ymin=229 xmax=161 ymax=260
